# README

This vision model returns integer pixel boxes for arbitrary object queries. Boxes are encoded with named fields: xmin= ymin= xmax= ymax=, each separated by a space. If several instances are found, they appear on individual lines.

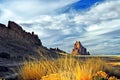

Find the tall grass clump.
xmin=19 ymin=56 xmax=117 ymax=80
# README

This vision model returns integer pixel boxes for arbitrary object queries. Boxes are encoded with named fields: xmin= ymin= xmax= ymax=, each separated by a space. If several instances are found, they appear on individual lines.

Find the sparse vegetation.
xmin=19 ymin=56 xmax=120 ymax=80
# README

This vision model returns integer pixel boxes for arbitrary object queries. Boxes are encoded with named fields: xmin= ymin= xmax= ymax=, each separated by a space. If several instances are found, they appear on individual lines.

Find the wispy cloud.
xmin=0 ymin=0 xmax=120 ymax=54
xmin=20 ymin=0 xmax=120 ymax=54
xmin=0 ymin=0 xmax=78 ymax=24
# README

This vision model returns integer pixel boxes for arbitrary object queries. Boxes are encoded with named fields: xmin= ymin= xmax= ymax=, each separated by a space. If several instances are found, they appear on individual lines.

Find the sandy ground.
xmin=107 ymin=62 xmax=120 ymax=66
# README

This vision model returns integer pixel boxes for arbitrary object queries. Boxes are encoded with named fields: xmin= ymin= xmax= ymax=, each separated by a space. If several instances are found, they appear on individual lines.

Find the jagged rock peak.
xmin=8 ymin=21 xmax=23 ymax=32
xmin=74 ymin=41 xmax=82 ymax=49
xmin=71 ymin=41 xmax=90 ymax=55
xmin=0 ymin=23 xmax=6 ymax=27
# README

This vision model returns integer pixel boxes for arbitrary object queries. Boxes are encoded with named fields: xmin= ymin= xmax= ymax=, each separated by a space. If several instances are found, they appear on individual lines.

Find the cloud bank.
xmin=0 ymin=0 xmax=120 ymax=54
xmin=0 ymin=0 xmax=78 ymax=23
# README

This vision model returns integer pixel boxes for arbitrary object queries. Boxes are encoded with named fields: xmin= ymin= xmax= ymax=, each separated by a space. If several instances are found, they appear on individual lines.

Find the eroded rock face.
xmin=0 ymin=21 xmax=42 ymax=46
xmin=0 ymin=21 xmax=58 ymax=79
xmin=0 ymin=21 xmax=57 ymax=58
xmin=71 ymin=41 xmax=90 ymax=55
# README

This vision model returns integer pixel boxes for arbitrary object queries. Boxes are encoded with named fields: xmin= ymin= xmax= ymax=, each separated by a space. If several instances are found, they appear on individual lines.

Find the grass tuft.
xmin=19 ymin=56 xmax=119 ymax=80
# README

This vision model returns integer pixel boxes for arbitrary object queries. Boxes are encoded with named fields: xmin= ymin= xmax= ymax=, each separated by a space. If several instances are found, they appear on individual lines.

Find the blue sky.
xmin=0 ymin=0 xmax=120 ymax=55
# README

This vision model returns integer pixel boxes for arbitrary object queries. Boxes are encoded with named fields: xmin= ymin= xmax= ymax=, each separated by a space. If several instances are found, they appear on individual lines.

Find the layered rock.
xmin=71 ymin=41 xmax=90 ymax=55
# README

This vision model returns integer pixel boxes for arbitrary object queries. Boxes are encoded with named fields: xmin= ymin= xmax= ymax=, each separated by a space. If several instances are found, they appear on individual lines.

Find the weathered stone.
xmin=8 ymin=21 xmax=23 ymax=32
xmin=0 ymin=21 xmax=58 ymax=79
xmin=71 ymin=41 xmax=90 ymax=55
xmin=50 ymin=48 xmax=66 ymax=53
xmin=0 ymin=21 xmax=58 ymax=58
xmin=0 ymin=21 xmax=42 ymax=46
xmin=0 ymin=23 xmax=6 ymax=28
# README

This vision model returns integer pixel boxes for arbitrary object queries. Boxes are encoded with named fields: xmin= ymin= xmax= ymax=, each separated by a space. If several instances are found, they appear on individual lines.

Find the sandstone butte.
xmin=71 ymin=41 xmax=90 ymax=55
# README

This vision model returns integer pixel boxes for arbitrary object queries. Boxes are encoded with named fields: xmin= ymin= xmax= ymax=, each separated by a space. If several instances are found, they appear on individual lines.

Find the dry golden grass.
xmin=19 ymin=56 xmax=118 ymax=80
xmin=107 ymin=62 xmax=120 ymax=66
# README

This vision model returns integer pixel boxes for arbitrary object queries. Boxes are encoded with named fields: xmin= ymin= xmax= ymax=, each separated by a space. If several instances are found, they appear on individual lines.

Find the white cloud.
xmin=0 ymin=0 xmax=120 ymax=54
xmin=0 ymin=8 xmax=22 ymax=24
xmin=0 ymin=0 xmax=79 ymax=24
xmin=74 ymin=0 xmax=120 ymax=25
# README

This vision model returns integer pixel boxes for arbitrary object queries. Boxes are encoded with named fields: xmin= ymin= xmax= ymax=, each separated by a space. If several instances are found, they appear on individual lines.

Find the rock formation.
xmin=50 ymin=48 xmax=66 ymax=53
xmin=0 ymin=21 xmax=58 ymax=58
xmin=0 ymin=21 xmax=42 ymax=46
xmin=71 ymin=41 xmax=90 ymax=55
xmin=50 ymin=48 xmax=68 ymax=55
xmin=0 ymin=21 xmax=58 ymax=79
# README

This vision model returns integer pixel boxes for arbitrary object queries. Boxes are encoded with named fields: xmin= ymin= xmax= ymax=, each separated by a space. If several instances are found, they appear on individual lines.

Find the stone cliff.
xmin=71 ymin=41 xmax=90 ymax=55
xmin=0 ymin=21 xmax=58 ymax=79
xmin=0 ymin=21 xmax=42 ymax=46
xmin=0 ymin=21 xmax=57 ymax=59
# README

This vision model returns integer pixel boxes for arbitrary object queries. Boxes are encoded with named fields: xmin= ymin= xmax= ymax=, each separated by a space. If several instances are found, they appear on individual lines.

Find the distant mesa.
xmin=71 ymin=41 xmax=90 ymax=55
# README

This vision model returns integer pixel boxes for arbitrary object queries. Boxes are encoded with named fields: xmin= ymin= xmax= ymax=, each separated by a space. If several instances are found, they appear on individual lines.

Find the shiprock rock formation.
xmin=0 ymin=21 xmax=58 ymax=79
xmin=71 ymin=41 xmax=90 ymax=55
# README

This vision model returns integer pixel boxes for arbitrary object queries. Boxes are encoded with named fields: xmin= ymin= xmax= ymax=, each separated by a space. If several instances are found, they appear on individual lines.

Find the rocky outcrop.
xmin=50 ymin=48 xmax=68 ymax=56
xmin=50 ymin=48 xmax=66 ymax=53
xmin=71 ymin=41 xmax=90 ymax=55
xmin=0 ymin=21 xmax=42 ymax=46
xmin=0 ymin=21 xmax=59 ymax=58
xmin=0 ymin=21 xmax=58 ymax=79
